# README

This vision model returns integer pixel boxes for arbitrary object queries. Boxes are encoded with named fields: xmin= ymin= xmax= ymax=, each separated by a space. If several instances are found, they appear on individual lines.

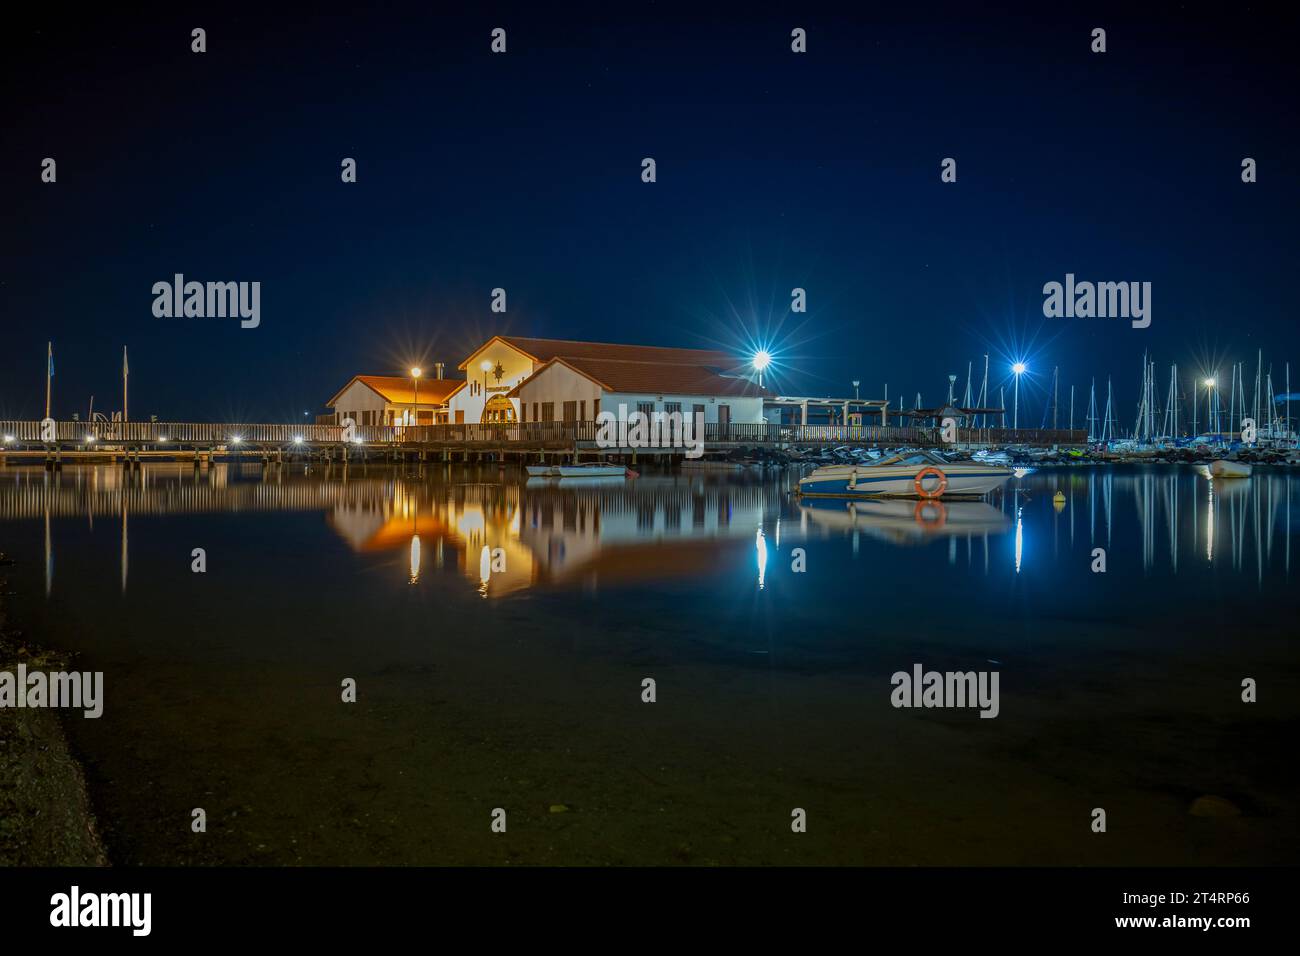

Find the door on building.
xmin=455 ymin=410 xmax=464 ymax=424
xmin=718 ymin=404 xmax=730 ymax=436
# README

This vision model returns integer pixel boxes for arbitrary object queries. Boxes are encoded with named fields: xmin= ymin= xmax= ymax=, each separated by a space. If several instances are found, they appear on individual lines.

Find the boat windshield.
xmin=866 ymin=451 xmax=946 ymax=467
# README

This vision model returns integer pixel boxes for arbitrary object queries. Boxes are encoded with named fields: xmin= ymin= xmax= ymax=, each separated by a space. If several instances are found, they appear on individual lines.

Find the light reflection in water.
xmin=1014 ymin=505 xmax=1023 ymax=574
xmin=3 ymin=464 xmax=1297 ymax=602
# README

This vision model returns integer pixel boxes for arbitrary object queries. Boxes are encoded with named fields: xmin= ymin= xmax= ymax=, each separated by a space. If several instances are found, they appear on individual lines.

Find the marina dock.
xmin=0 ymin=420 xmax=1087 ymax=468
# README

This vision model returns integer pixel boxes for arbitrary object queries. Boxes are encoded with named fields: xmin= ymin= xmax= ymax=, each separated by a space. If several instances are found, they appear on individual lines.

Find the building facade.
xmin=327 ymin=375 xmax=463 ymax=426
xmin=448 ymin=336 xmax=768 ymax=426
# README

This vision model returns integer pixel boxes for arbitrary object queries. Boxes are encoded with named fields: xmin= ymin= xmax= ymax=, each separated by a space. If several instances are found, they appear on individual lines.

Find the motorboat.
xmin=1208 ymin=459 xmax=1252 ymax=479
xmin=797 ymin=450 xmax=1012 ymax=499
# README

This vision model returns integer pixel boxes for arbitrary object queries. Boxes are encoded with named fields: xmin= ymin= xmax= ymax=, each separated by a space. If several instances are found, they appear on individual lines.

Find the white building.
xmin=447 ymin=336 xmax=768 ymax=426
xmin=327 ymin=374 xmax=464 ymax=426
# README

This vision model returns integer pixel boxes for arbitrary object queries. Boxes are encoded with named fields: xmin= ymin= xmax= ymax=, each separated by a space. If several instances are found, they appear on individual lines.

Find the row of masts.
xmin=1109 ymin=349 xmax=1294 ymax=444
xmin=886 ymin=351 xmax=1295 ymax=444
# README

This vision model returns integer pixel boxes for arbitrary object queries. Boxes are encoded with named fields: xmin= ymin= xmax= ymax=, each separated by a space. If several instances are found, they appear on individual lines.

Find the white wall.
xmin=516 ymin=362 xmax=602 ymax=420
xmin=448 ymin=340 xmax=536 ymax=423
xmin=330 ymin=380 xmax=387 ymax=426
xmin=601 ymin=392 xmax=765 ymax=424
xmin=512 ymin=364 xmax=766 ymax=424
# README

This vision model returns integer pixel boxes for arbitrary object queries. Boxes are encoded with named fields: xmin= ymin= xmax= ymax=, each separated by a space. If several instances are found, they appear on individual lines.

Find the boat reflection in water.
xmin=2 ymin=462 xmax=1294 ymax=600
xmin=797 ymin=497 xmax=1010 ymax=546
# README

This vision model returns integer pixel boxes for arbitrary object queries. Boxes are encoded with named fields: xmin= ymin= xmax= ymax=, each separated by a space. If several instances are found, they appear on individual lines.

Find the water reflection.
xmin=0 ymin=463 xmax=1296 ymax=597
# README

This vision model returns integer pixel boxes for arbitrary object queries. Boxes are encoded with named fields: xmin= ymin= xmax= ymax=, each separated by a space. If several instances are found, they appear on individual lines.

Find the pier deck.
xmin=1 ymin=420 xmax=1087 ymax=466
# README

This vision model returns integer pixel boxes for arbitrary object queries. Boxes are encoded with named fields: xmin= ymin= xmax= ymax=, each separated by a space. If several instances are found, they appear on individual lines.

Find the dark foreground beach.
xmin=0 ymin=575 xmax=105 ymax=866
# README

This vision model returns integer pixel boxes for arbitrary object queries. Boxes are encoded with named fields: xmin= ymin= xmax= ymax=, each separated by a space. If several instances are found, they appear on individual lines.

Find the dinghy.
xmin=1208 ymin=459 xmax=1252 ymax=479
xmin=526 ymin=462 xmax=630 ymax=478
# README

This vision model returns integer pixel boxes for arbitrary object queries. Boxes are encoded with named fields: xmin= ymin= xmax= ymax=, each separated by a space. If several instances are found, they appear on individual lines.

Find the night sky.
xmin=3 ymin=2 xmax=1297 ymax=424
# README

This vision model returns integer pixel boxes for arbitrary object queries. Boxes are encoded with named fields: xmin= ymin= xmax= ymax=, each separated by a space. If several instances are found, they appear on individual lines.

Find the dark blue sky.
xmin=3 ymin=2 xmax=1297 ymax=423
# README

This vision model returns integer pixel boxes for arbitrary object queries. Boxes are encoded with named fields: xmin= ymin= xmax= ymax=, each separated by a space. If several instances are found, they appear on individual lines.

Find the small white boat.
xmin=526 ymin=462 xmax=630 ymax=478
xmin=556 ymin=463 xmax=628 ymax=477
xmin=797 ymin=450 xmax=1012 ymax=499
xmin=1209 ymin=459 xmax=1252 ymax=479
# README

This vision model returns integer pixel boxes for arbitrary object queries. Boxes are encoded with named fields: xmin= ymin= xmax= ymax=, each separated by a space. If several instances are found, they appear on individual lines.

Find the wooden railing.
xmin=0 ymin=420 xmax=1088 ymax=448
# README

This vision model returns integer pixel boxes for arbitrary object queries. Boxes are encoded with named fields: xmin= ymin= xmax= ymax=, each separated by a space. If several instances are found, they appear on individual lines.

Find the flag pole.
xmin=123 ymin=346 xmax=129 ymax=422
xmin=45 ymin=341 xmax=52 ymax=419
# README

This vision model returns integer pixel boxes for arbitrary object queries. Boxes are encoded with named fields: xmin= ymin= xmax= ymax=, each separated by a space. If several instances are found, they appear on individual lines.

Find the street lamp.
xmin=410 ymin=366 xmax=422 ymax=427
xmin=752 ymin=350 xmax=771 ymax=388
xmin=852 ymin=380 xmax=860 ymax=401
xmin=1205 ymin=377 xmax=1218 ymax=436
xmin=1012 ymin=363 xmax=1027 ymax=430
xmin=480 ymin=359 xmax=493 ymax=419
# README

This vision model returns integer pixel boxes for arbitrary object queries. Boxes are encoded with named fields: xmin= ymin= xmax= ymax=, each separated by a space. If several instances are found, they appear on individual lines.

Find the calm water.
xmin=1 ymin=462 xmax=1297 ymax=865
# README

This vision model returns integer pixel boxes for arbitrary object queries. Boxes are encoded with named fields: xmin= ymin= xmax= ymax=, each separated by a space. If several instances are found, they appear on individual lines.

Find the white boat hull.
xmin=1209 ymin=459 xmax=1252 ymax=479
xmin=526 ymin=464 xmax=628 ymax=478
xmin=798 ymin=462 xmax=1012 ymax=498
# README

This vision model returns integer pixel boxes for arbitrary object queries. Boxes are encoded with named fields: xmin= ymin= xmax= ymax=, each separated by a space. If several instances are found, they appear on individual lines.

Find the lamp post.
xmin=480 ymin=360 xmax=493 ymax=421
xmin=1012 ymin=363 xmax=1026 ymax=430
xmin=752 ymin=350 xmax=771 ymax=389
xmin=1205 ymin=376 xmax=1218 ymax=437
xmin=410 ymin=367 xmax=422 ymax=428
xmin=852 ymin=380 xmax=860 ymax=401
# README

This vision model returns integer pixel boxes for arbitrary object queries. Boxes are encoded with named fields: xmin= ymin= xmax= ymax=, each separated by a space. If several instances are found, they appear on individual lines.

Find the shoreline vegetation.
xmin=0 ymin=551 xmax=107 ymax=866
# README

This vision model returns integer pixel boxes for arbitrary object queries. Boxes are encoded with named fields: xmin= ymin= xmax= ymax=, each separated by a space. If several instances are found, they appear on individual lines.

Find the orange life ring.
xmin=913 ymin=466 xmax=948 ymax=499
xmin=914 ymin=498 xmax=948 ymax=529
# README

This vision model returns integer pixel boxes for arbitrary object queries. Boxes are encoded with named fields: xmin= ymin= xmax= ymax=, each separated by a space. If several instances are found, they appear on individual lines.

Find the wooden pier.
xmin=0 ymin=419 xmax=1087 ymax=468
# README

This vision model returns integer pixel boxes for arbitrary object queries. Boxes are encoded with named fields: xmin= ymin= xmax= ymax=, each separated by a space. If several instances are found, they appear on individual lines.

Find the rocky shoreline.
xmin=0 ymin=551 xmax=107 ymax=866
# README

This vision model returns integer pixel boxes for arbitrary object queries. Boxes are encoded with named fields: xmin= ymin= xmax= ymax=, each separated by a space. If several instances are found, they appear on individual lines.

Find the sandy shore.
xmin=0 ymin=557 xmax=107 ymax=867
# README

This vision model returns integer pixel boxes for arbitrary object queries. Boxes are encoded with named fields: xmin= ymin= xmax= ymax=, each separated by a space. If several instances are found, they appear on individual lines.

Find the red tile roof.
xmin=328 ymin=375 xmax=464 ymax=407
xmin=461 ymin=335 xmax=739 ymax=372
xmin=508 ymin=355 xmax=772 ymax=399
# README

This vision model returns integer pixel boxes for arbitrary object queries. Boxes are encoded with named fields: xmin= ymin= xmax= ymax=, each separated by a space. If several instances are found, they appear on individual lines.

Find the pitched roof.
xmin=508 ymin=355 xmax=772 ymax=399
xmin=461 ymin=335 xmax=738 ymax=372
xmin=327 ymin=374 xmax=465 ymax=407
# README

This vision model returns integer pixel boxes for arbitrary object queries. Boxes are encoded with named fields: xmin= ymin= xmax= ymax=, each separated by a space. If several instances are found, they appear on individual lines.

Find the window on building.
xmin=533 ymin=402 xmax=539 ymax=422
xmin=664 ymin=402 xmax=682 ymax=415
xmin=563 ymin=401 xmax=577 ymax=423
xmin=541 ymin=402 xmax=555 ymax=422
xmin=579 ymin=400 xmax=586 ymax=420
xmin=637 ymin=401 xmax=655 ymax=419
xmin=593 ymin=398 xmax=600 ymax=418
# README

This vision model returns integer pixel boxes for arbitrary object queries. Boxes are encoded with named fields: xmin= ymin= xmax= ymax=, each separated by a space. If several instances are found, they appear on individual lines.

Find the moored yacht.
xmin=797 ymin=450 xmax=1013 ymax=499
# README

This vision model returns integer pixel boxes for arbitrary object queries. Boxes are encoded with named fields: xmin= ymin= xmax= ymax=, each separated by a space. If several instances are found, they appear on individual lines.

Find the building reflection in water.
xmin=0 ymin=463 xmax=1294 ymax=598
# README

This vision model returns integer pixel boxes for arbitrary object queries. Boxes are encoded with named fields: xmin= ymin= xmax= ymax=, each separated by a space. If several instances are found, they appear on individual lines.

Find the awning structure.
xmin=765 ymin=395 xmax=889 ymax=425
